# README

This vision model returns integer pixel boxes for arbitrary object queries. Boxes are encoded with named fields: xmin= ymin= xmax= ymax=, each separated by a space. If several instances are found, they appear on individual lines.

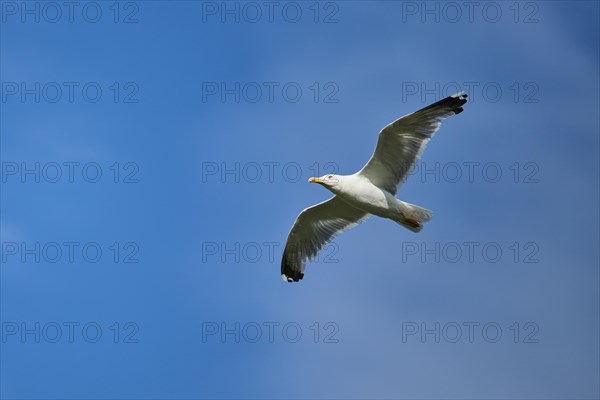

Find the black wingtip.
xmin=450 ymin=92 xmax=468 ymax=114
xmin=281 ymin=272 xmax=304 ymax=282
xmin=281 ymin=249 xmax=304 ymax=282
xmin=420 ymin=91 xmax=468 ymax=116
xmin=447 ymin=92 xmax=467 ymax=114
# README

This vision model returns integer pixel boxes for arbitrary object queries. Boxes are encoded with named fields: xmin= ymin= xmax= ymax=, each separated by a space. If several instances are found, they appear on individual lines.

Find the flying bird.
xmin=281 ymin=92 xmax=468 ymax=282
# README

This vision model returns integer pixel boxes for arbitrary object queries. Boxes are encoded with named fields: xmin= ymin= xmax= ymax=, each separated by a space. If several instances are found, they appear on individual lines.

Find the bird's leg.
xmin=397 ymin=211 xmax=422 ymax=230
xmin=402 ymin=215 xmax=421 ymax=230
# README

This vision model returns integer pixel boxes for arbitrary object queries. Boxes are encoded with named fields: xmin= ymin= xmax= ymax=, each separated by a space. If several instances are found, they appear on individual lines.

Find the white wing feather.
xmin=281 ymin=197 xmax=369 ymax=282
xmin=358 ymin=92 xmax=468 ymax=194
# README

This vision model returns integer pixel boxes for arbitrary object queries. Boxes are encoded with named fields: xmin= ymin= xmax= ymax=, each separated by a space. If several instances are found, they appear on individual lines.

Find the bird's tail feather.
xmin=394 ymin=203 xmax=432 ymax=233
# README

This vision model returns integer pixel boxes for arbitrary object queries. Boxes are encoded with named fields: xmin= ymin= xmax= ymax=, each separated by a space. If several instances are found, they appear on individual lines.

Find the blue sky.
xmin=1 ymin=1 xmax=599 ymax=399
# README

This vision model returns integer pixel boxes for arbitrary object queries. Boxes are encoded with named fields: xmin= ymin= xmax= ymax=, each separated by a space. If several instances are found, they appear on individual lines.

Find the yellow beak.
xmin=308 ymin=177 xmax=322 ymax=183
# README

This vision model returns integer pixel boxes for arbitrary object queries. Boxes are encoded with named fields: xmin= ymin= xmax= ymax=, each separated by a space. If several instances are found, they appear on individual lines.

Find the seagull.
xmin=281 ymin=92 xmax=468 ymax=282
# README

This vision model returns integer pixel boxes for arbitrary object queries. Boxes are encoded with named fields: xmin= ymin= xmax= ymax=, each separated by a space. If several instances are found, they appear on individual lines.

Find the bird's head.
xmin=308 ymin=174 xmax=341 ymax=191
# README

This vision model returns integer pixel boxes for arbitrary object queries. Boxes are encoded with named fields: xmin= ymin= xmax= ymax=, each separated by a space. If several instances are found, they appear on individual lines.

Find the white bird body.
xmin=326 ymin=174 xmax=408 ymax=221
xmin=281 ymin=92 xmax=468 ymax=282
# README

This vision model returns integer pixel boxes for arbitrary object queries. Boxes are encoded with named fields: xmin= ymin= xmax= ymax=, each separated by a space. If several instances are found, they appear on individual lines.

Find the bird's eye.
xmin=328 ymin=175 xmax=333 ymax=179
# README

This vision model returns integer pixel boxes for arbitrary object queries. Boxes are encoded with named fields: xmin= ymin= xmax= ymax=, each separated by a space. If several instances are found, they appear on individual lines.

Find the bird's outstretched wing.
xmin=281 ymin=197 xmax=369 ymax=282
xmin=358 ymin=92 xmax=468 ymax=194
